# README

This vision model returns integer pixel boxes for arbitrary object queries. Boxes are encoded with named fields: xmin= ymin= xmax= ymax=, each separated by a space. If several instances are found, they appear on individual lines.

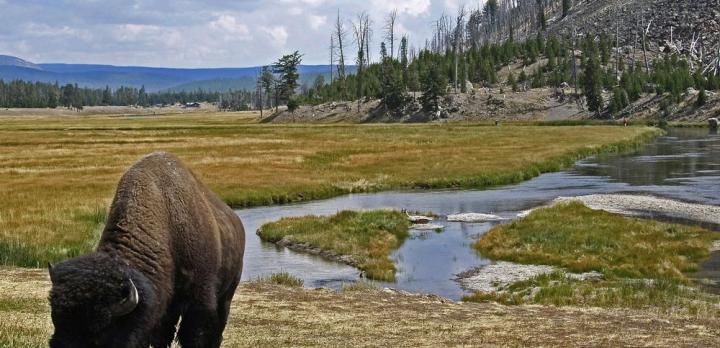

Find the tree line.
xmin=0 ymin=80 xmax=257 ymax=111
xmin=285 ymin=3 xmax=720 ymax=118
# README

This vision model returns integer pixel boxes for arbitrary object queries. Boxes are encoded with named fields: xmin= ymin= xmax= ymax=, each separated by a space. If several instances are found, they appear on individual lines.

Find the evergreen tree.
xmin=582 ymin=37 xmax=603 ymax=115
xmin=381 ymin=58 xmax=407 ymax=111
xmin=697 ymin=86 xmax=707 ymax=107
xmin=507 ymin=71 xmax=518 ymax=92
xmin=138 ymin=86 xmax=148 ymax=107
xmin=420 ymin=65 xmax=447 ymax=112
xmin=272 ymin=51 xmax=303 ymax=105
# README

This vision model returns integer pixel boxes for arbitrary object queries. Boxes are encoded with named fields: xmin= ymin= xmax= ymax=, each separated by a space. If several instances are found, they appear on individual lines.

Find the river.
xmin=237 ymin=128 xmax=720 ymax=300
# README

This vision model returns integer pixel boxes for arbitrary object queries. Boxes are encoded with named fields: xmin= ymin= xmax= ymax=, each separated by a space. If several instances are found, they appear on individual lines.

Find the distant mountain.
xmin=0 ymin=55 xmax=354 ymax=92
xmin=0 ymin=55 xmax=40 ymax=70
xmin=166 ymin=65 xmax=357 ymax=93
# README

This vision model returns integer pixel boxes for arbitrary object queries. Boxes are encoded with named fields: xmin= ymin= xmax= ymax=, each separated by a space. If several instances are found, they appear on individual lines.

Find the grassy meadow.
xmin=469 ymin=202 xmax=720 ymax=316
xmin=258 ymin=210 xmax=410 ymax=281
xmin=0 ymin=111 xmax=660 ymax=267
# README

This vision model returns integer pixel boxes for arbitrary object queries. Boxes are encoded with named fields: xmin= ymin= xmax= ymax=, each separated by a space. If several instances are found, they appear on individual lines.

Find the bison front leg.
xmin=177 ymin=303 xmax=223 ymax=348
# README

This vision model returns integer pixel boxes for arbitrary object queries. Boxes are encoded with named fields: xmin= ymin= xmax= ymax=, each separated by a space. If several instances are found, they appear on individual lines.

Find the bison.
xmin=48 ymin=152 xmax=245 ymax=348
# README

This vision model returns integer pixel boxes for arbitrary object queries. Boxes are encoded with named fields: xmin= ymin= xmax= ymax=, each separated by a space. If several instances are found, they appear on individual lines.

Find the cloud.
xmin=209 ymin=15 xmax=252 ymax=40
xmin=263 ymin=26 xmax=289 ymax=47
xmin=0 ymin=0 xmax=468 ymax=67
xmin=369 ymin=0 xmax=432 ymax=16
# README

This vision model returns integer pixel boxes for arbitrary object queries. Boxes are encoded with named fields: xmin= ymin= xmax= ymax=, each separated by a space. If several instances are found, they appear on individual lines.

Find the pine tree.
xmin=697 ymin=86 xmax=707 ymax=107
xmin=272 ymin=51 xmax=303 ymax=105
xmin=420 ymin=65 xmax=447 ymax=112
xmin=507 ymin=71 xmax=518 ymax=92
xmin=381 ymin=58 xmax=407 ymax=111
xmin=582 ymin=38 xmax=603 ymax=115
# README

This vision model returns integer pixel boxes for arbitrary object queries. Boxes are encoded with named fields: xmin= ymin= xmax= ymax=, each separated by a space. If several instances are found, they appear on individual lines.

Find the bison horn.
xmin=48 ymin=263 xmax=56 ymax=283
xmin=111 ymin=279 xmax=139 ymax=317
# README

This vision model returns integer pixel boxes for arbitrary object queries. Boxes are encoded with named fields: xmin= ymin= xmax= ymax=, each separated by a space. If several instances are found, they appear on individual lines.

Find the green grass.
xmin=467 ymin=202 xmax=720 ymax=315
xmin=258 ymin=210 xmax=410 ymax=281
xmin=475 ymin=202 xmax=717 ymax=281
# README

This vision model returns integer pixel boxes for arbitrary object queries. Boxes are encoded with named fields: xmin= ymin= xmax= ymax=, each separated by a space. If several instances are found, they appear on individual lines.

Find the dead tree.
xmin=352 ymin=12 xmax=371 ymax=112
xmin=329 ymin=34 xmax=335 ymax=85
xmin=334 ymin=11 xmax=348 ymax=99
xmin=384 ymin=10 xmax=398 ymax=60
xmin=641 ymin=14 xmax=652 ymax=74
xmin=703 ymin=45 xmax=720 ymax=76
xmin=453 ymin=6 xmax=466 ymax=92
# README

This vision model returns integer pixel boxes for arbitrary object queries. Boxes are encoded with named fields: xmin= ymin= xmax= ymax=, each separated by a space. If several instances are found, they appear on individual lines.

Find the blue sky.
xmin=0 ymin=0 xmax=480 ymax=68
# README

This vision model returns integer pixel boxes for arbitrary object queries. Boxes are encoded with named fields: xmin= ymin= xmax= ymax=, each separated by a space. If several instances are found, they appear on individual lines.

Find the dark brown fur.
xmin=49 ymin=152 xmax=245 ymax=348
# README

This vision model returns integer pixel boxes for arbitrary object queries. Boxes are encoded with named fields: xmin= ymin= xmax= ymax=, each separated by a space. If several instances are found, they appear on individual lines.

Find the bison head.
xmin=48 ymin=252 xmax=143 ymax=348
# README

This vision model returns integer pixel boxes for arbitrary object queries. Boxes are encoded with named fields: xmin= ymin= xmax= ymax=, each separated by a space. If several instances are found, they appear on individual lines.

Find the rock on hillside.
xmin=550 ymin=0 xmax=719 ymax=64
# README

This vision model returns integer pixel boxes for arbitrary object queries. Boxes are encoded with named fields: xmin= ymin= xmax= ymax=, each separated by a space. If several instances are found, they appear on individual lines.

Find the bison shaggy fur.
xmin=48 ymin=152 xmax=245 ymax=348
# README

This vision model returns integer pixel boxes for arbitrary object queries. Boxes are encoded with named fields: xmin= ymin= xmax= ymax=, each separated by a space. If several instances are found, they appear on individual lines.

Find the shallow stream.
xmin=237 ymin=128 xmax=720 ymax=300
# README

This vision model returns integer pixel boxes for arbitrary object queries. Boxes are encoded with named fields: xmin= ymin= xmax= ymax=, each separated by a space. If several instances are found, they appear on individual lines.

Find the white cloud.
xmin=369 ymin=0 xmax=432 ymax=16
xmin=0 ymin=0 xmax=469 ymax=67
xmin=262 ymin=26 xmax=289 ymax=47
xmin=209 ymin=15 xmax=251 ymax=39
xmin=308 ymin=14 xmax=327 ymax=30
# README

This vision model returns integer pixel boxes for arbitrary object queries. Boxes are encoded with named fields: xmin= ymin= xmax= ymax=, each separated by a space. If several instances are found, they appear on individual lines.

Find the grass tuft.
xmin=255 ymin=272 xmax=305 ymax=287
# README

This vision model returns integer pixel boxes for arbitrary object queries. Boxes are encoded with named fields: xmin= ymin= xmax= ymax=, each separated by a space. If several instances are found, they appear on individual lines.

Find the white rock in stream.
xmin=459 ymin=262 xmax=603 ymax=293
xmin=411 ymin=224 xmax=445 ymax=231
xmin=447 ymin=213 xmax=506 ymax=223
xmin=406 ymin=214 xmax=434 ymax=224
xmin=459 ymin=262 xmax=557 ymax=293
xmin=555 ymin=194 xmax=720 ymax=226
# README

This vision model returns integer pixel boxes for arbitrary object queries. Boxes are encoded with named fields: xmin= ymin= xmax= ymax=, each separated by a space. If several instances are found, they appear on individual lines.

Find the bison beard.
xmin=48 ymin=152 xmax=245 ymax=348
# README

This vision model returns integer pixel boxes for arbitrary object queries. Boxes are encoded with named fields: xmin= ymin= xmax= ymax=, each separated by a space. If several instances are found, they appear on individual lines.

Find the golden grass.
xmin=0 ymin=112 xmax=660 ymax=266
xmin=1 ymin=268 xmax=719 ymax=347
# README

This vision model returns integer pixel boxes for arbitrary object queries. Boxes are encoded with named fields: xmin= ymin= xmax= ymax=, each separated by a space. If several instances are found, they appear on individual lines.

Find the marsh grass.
xmin=0 ymin=112 xmax=660 ymax=266
xmin=476 ymin=202 xmax=717 ymax=280
xmin=258 ymin=210 xmax=410 ymax=281
xmin=468 ymin=202 xmax=720 ymax=315
xmin=464 ymin=272 xmax=720 ymax=317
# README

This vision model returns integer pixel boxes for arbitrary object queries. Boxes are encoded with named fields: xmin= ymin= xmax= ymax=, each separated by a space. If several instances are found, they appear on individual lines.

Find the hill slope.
xmin=0 ymin=55 xmax=350 ymax=92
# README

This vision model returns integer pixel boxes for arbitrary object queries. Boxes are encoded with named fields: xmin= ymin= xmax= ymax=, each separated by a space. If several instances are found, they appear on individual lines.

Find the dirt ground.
xmin=1 ymin=267 xmax=718 ymax=347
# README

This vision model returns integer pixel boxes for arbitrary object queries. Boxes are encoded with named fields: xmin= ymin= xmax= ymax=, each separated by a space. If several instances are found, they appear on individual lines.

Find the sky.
xmin=0 ymin=0 xmax=482 ymax=68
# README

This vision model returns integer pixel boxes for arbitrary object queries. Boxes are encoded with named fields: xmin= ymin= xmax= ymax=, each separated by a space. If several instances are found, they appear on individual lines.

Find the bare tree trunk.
xmin=642 ymin=14 xmax=652 ymax=74
xmin=329 ymin=35 xmax=335 ymax=85
xmin=572 ymin=28 xmax=578 ymax=96
xmin=384 ymin=10 xmax=397 ymax=60
xmin=335 ymin=11 xmax=347 ymax=99
xmin=616 ymin=18 xmax=621 ymax=84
